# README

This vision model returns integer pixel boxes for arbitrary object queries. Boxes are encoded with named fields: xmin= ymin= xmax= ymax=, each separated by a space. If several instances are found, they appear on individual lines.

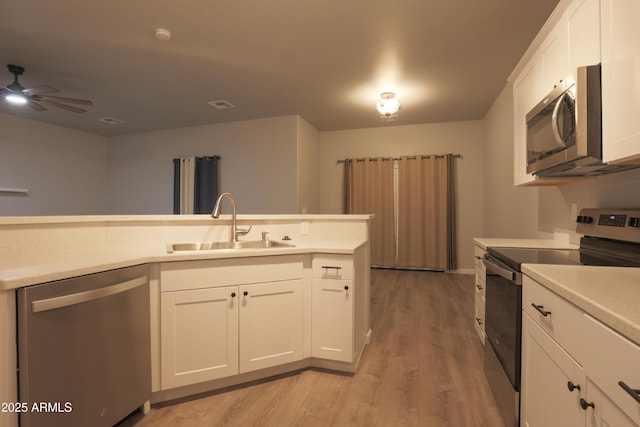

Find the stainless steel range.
xmin=482 ymin=208 xmax=640 ymax=427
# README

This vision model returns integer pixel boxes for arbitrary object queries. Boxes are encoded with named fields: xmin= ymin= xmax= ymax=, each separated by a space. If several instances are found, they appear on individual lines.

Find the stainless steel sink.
xmin=167 ymin=240 xmax=295 ymax=253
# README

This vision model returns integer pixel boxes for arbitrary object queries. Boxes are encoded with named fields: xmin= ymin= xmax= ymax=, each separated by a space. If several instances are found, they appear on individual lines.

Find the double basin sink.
xmin=167 ymin=240 xmax=295 ymax=253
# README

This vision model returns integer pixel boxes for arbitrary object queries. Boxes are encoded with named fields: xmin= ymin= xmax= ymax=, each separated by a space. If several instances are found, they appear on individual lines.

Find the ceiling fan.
xmin=0 ymin=64 xmax=94 ymax=113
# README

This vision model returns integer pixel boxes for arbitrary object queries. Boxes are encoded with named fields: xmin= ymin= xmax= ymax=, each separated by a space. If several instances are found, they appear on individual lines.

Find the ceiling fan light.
xmin=376 ymin=92 xmax=400 ymax=117
xmin=5 ymin=92 xmax=28 ymax=104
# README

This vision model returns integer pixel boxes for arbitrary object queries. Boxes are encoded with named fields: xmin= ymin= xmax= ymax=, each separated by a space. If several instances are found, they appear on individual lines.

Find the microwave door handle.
xmin=551 ymin=92 xmax=569 ymax=149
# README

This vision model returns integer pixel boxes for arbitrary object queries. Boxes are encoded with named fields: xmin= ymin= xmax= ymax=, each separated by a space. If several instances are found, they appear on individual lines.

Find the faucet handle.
xmin=236 ymin=225 xmax=252 ymax=237
xmin=262 ymin=231 xmax=269 ymax=241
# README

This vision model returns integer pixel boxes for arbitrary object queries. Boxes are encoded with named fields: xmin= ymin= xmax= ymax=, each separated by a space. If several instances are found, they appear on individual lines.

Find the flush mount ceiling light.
xmin=154 ymin=28 xmax=172 ymax=41
xmin=376 ymin=91 xmax=400 ymax=119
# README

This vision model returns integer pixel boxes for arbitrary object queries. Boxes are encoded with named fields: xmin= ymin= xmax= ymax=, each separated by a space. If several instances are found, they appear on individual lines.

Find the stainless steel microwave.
xmin=526 ymin=65 xmax=607 ymax=177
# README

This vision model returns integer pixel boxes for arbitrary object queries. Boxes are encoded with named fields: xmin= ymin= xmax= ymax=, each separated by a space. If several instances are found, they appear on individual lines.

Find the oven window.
xmin=485 ymin=269 xmax=522 ymax=390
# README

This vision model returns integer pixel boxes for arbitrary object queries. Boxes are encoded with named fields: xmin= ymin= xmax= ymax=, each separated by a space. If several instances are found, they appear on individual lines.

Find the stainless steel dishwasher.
xmin=17 ymin=264 xmax=151 ymax=427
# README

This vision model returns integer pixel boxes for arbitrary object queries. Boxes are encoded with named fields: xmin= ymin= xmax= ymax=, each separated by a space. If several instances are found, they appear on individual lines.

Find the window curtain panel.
xmin=173 ymin=156 xmax=219 ymax=214
xmin=396 ymin=154 xmax=457 ymax=270
xmin=343 ymin=153 xmax=457 ymax=271
xmin=343 ymin=158 xmax=396 ymax=267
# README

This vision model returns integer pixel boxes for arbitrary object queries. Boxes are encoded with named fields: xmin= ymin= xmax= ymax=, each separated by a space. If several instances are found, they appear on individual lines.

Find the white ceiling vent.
xmin=207 ymin=100 xmax=235 ymax=110
xmin=98 ymin=117 xmax=124 ymax=125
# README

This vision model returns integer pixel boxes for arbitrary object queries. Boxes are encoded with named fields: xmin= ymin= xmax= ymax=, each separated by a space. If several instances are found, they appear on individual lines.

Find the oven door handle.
xmin=483 ymin=254 xmax=520 ymax=284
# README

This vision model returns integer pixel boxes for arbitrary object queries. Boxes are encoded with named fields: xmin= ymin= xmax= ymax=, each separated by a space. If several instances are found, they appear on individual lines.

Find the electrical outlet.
xmin=300 ymin=221 xmax=310 ymax=235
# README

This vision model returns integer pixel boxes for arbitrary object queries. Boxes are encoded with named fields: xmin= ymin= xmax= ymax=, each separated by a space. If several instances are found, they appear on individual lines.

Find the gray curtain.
xmin=173 ymin=155 xmax=219 ymax=214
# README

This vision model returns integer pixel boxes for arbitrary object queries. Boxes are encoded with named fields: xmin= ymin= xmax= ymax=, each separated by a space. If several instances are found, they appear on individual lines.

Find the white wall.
xmin=0 ymin=112 xmax=108 ymax=216
xmin=482 ymin=84 xmax=640 ymax=237
xmin=107 ymin=116 xmax=299 ymax=214
xmin=296 ymin=116 xmax=321 ymax=214
xmin=318 ymin=121 xmax=485 ymax=271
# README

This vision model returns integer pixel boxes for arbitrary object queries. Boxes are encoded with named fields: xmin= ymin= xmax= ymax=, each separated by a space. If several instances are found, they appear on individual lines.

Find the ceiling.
xmin=0 ymin=0 xmax=560 ymax=137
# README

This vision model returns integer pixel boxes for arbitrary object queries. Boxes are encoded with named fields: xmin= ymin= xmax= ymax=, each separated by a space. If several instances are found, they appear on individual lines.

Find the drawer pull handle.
xmin=531 ymin=303 xmax=551 ymax=317
xmin=567 ymin=381 xmax=581 ymax=392
xmin=579 ymin=398 xmax=595 ymax=411
xmin=619 ymin=381 xmax=640 ymax=404
xmin=322 ymin=265 xmax=342 ymax=271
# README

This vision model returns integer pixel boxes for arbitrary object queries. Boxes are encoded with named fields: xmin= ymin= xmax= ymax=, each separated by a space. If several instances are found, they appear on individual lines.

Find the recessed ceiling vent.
xmin=98 ymin=117 xmax=124 ymax=125
xmin=207 ymin=100 xmax=235 ymax=110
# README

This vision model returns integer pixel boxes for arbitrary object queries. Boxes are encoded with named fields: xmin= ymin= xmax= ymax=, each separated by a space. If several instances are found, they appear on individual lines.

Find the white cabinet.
xmin=239 ymin=279 xmax=304 ymax=372
xmin=159 ymin=256 xmax=305 ymax=390
xmin=567 ymin=0 xmax=601 ymax=70
xmin=521 ymin=314 xmax=585 ymax=427
xmin=161 ymin=286 xmax=238 ymax=389
xmin=521 ymin=275 xmax=640 ymax=427
xmin=311 ymin=254 xmax=355 ymax=362
xmin=513 ymin=57 xmax=540 ymax=186
xmin=600 ymin=0 xmax=640 ymax=164
xmin=473 ymin=244 xmax=486 ymax=344
xmin=538 ymin=13 xmax=569 ymax=94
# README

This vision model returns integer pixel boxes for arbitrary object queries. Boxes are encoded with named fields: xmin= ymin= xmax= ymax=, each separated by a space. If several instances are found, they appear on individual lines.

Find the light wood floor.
xmin=129 ymin=269 xmax=505 ymax=427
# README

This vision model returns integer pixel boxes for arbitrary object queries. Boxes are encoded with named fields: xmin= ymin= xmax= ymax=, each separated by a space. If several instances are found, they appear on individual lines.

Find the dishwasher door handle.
xmin=31 ymin=276 xmax=147 ymax=313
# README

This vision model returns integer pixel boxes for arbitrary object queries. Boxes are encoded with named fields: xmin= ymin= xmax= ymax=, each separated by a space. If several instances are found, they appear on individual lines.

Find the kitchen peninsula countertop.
xmin=0 ymin=239 xmax=367 ymax=290
xmin=522 ymin=263 xmax=640 ymax=346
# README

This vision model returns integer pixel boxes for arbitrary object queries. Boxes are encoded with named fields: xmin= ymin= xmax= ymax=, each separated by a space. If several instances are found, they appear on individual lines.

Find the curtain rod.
xmin=336 ymin=154 xmax=462 ymax=164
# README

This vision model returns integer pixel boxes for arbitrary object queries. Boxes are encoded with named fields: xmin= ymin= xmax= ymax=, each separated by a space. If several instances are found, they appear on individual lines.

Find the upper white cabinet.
xmin=600 ymin=0 xmax=640 ymax=164
xmin=512 ymin=0 xmax=640 ymax=181
xmin=567 ymin=0 xmax=601 ymax=70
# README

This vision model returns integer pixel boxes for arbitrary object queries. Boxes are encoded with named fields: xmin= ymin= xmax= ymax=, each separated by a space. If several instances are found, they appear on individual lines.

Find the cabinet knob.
xmin=579 ymin=398 xmax=595 ymax=411
xmin=476 ymin=284 xmax=483 ymax=290
xmin=567 ymin=381 xmax=581 ymax=392
xmin=243 ymin=291 xmax=249 ymax=296
xmin=344 ymin=285 xmax=349 ymax=291
xmin=231 ymin=292 xmax=236 ymax=298
xmin=475 ymin=317 xmax=483 ymax=326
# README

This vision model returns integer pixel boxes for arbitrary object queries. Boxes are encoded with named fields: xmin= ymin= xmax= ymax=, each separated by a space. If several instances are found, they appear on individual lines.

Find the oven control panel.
xmin=576 ymin=208 xmax=640 ymax=242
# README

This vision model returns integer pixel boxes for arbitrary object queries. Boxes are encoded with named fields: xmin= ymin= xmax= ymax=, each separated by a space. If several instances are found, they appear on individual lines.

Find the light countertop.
xmin=522 ymin=263 xmax=640 ymax=346
xmin=0 ymin=239 xmax=367 ymax=290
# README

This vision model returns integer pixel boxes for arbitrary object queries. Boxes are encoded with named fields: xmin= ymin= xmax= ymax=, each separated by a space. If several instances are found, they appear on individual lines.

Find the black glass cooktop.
xmin=487 ymin=247 xmax=582 ymax=271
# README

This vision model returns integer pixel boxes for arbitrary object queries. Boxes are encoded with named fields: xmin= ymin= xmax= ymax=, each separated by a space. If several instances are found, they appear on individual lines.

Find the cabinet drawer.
xmin=522 ymin=276 xmax=586 ymax=361
xmin=581 ymin=314 xmax=640 ymax=423
xmin=160 ymin=255 xmax=303 ymax=292
xmin=312 ymin=255 xmax=353 ymax=279
xmin=474 ymin=246 xmax=486 ymax=272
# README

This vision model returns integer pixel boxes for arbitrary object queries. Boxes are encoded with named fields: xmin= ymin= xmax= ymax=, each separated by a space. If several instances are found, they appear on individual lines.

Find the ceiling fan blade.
xmin=28 ymin=100 xmax=48 ymax=112
xmin=39 ymin=99 xmax=87 ymax=113
xmin=23 ymin=85 xmax=60 ymax=95
xmin=37 ymin=94 xmax=93 ymax=106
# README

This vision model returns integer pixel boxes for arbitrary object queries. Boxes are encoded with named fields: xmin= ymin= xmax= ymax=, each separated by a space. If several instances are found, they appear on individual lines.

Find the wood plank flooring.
xmin=129 ymin=269 xmax=505 ymax=427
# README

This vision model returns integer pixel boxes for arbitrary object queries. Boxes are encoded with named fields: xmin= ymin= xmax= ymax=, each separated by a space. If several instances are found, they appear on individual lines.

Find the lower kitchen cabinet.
xmin=161 ymin=286 xmax=239 ymax=389
xmin=521 ymin=314 xmax=585 ymax=427
xmin=473 ymin=244 xmax=486 ymax=345
xmin=311 ymin=278 xmax=353 ymax=362
xmin=521 ymin=275 xmax=640 ymax=427
xmin=238 ymin=279 xmax=304 ymax=372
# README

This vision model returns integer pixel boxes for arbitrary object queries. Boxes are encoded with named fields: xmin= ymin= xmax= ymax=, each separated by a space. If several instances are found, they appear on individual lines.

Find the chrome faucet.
xmin=211 ymin=192 xmax=251 ymax=242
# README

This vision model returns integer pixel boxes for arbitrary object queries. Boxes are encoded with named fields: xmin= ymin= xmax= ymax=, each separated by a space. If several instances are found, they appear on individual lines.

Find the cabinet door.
xmin=567 ymin=0 xmax=601 ymax=70
xmin=539 ymin=13 xmax=569 ymax=93
xmin=239 ymin=279 xmax=304 ymax=373
xmin=160 ymin=286 xmax=239 ymax=389
xmin=312 ymin=278 xmax=353 ymax=362
xmin=601 ymin=0 xmax=640 ymax=164
xmin=585 ymin=378 xmax=640 ymax=427
xmin=513 ymin=57 xmax=540 ymax=186
xmin=520 ymin=314 xmax=585 ymax=427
